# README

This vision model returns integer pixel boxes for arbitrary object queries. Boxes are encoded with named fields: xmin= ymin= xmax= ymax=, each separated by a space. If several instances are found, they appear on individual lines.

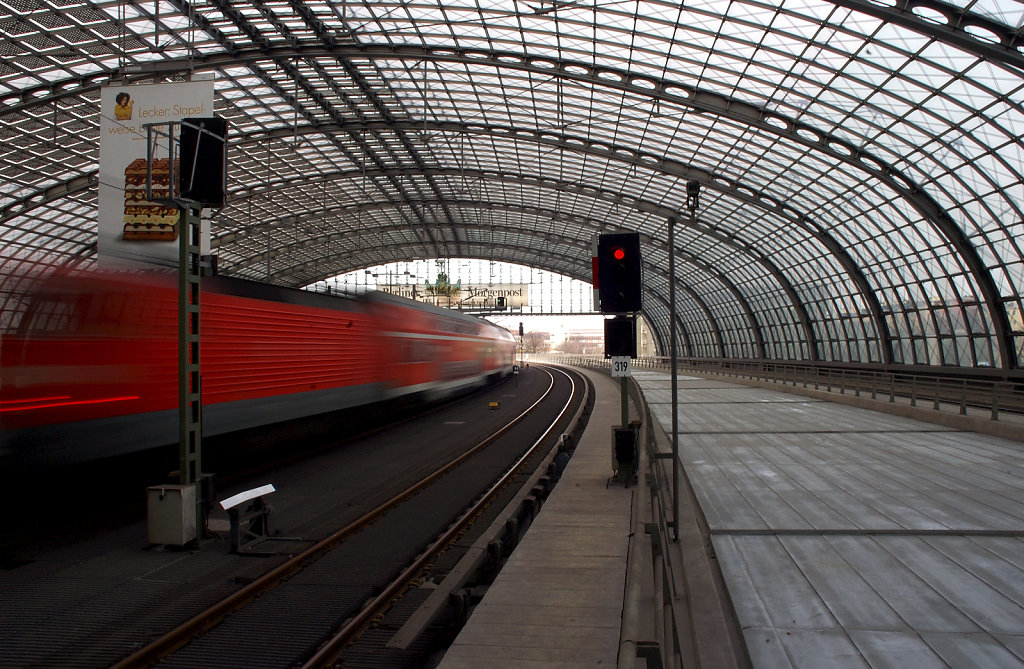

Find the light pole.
xmin=671 ymin=180 xmax=700 ymax=541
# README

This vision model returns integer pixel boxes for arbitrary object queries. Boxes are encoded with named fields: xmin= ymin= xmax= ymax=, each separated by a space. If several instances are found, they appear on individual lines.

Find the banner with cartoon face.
xmin=98 ymin=77 xmax=215 ymax=268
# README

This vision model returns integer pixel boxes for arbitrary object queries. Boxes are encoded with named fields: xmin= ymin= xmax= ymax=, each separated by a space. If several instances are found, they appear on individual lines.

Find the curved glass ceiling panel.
xmin=2 ymin=0 xmax=1022 ymax=368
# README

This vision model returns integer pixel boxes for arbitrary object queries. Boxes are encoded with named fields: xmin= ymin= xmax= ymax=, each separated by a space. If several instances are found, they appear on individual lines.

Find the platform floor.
xmin=634 ymin=370 xmax=1024 ymax=668
xmin=438 ymin=368 xmax=633 ymax=668
xmin=443 ymin=367 xmax=1024 ymax=668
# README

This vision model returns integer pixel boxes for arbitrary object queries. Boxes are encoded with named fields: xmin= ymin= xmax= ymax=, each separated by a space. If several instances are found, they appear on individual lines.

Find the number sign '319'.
xmin=611 ymin=356 xmax=631 ymax=377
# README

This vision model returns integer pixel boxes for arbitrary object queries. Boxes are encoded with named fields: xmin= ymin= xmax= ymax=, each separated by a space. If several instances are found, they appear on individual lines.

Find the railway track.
xmin=110 ymin=364 xmax=588 ymax=668
xmin=0 ymin=390 xmax=459 ymax=562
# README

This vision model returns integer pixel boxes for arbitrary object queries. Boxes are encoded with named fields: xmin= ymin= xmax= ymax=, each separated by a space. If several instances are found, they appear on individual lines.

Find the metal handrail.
xmin=535 ymin=354 xmax=1024 ymax=420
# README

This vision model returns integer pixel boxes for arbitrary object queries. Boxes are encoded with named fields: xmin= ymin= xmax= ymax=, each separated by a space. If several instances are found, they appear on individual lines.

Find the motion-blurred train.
xmin=1 ymin=270 xmax=517 ymax=466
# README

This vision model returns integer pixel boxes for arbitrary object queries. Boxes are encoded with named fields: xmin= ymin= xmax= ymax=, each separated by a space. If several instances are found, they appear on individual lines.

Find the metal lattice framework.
xmin=2 ymin=0 xmax=1023 ymax=368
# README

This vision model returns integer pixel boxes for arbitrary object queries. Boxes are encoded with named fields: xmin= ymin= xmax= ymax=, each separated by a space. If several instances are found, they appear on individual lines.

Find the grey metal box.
xmin=147 ymin=483 xmax=198 ymax=546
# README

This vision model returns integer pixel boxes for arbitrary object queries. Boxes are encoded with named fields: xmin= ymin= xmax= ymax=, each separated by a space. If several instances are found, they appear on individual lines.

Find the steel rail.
xmin=301 ymin=366 xmax=580 ymax=668
xmin=112 ymin=369 xmax=562 ymax=669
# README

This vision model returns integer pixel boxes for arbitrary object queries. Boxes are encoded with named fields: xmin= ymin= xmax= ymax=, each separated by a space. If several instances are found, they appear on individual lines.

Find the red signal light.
xmin=597 ymin=231 xmax=641 ymax=313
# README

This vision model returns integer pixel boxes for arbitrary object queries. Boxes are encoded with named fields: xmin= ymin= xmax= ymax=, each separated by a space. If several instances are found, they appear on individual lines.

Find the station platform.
xmin=440 ymin=365 xmax=1024 ymax=668
xmin=637 ymin=368 xmax=1024 ymax=668
xmin=439 ymin=367 xmax=634 ymax=668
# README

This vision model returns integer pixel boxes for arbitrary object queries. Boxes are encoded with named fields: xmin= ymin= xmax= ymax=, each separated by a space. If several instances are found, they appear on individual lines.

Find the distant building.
xmin=558 ymin=326 xmax=604 ymax=355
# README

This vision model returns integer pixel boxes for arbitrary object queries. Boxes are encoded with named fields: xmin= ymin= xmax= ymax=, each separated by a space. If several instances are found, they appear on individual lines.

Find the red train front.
xmin=1 ymin=270 xmax=515 ymax=465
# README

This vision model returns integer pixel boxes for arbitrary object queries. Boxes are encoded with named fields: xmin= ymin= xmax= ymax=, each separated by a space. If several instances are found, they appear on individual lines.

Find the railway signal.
xmin=604 ymin=314 xmax=636 ymax=358
xmin=596 ymin=232 xmax=642 ymax=313
xmin=595 ymin=232 xmax=642 ymax=488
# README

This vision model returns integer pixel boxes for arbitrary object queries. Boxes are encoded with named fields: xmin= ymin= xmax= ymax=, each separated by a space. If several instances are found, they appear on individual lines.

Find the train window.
xmin=438 ymin=315 xmax=475 ymax=336
xmin=22 ymin=294 xmax=80 ymax=334
xmin=409 ymin=338 xmax=440 ymax=363
xmin=393 ymin=337 xmax=421 ymax=364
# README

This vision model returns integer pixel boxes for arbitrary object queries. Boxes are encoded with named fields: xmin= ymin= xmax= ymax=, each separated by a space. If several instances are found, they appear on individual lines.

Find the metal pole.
xmin=179 ymin=205 xmax=203 ymax=526
xmin=621 ymin=376 xmax=629 ymax=427
xmin=669 ymin=214 xmax=679 ymax=542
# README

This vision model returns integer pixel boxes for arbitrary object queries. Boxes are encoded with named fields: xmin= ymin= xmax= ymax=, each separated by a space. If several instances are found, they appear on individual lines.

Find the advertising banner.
xmin=378 ymin=283 xmax=529 ymax=309
xmin=97 ymin=77 xmax=215 ymax=268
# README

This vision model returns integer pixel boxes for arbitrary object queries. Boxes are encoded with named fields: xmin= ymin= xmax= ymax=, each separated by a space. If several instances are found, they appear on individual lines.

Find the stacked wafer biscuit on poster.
xmin=122 ymin=158 xmax=179 ymax=241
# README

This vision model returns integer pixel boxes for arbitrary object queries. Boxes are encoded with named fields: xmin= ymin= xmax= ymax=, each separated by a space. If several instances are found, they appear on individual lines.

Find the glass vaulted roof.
xmin=2 ymin=0 xmax=1023 ymax=368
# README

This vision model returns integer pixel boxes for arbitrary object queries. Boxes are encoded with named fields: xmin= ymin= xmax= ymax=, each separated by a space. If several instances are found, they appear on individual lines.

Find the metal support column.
xmin=179 ymin=205 xmax=203 ymax=519
xmin=675 ymin=182 xmax=701 ymax=541
xmin=668 ymin=214 xmax=679 ymax=542
xmin=144 ymin=116 xmax=225 ymax=546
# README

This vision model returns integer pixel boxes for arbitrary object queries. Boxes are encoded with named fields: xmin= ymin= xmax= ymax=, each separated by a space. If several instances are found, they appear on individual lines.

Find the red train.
xmin=1 ymin=270 xmax=517 ymax=465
